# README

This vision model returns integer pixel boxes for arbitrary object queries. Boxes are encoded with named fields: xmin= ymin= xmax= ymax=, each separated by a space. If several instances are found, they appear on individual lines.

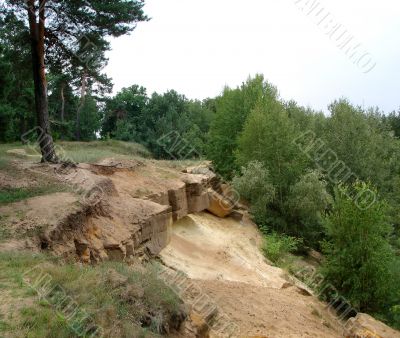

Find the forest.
xmin=1 ymin=0 xmax=400 ymax=333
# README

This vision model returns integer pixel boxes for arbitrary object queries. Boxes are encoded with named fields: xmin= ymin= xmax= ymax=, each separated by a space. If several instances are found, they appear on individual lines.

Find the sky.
xmin=104 ymin=0 xmax=400 ymax=114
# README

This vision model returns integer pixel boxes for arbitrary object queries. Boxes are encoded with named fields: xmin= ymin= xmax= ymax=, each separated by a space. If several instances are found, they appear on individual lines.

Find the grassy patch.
xmin=0 ymin=215 xmax=11 ymax=241
xmin=0 ymin=157 xmax=9 ymax=170
xmin=0 ymin=252 xmax=183 ymax=338
xmin=262 ymin=232 xmax=303 ymax=265
xmin=0 ymin=143 xmax=41 ymax=176
xmin=0 ymin=140 xmax=151 ymax=166
xmin=0 ymin=184 xmax=66 ymax=205
xmin=58 ymin=140 xmax=151 ymax=163
xmin=0 ymin=143 xmax=20 ymax=171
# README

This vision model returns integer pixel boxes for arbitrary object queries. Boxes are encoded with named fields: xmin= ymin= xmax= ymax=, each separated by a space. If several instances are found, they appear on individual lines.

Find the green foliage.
xmin=207 ymin=75 xmax=278 ymax=178
xmin=1 ymin=0 xmax=148 ymax=143
xmin=102 ymin=85 xmax=148 ymax=140
xmin=320 ymin=182 xmax=397 ymax=313
xmin=102 ymin=87 xmax=213 ymax=159
xmin=383 ymin=109 xmax=400 ymax=138
xmin=0 ymin=14 xmax=35 ymax=142
xmin=234 ymin=98 xmax=309 ymax=233
xmin=236 ymin=100 xmax=308 ymax=210
xmin=0 ymin=185 xmax=66 ymax=205
xmin=286 ymin=170 xmax=332 ymax=246
xmin=262 ymin=232 xmax=302 ymax=264
xmin=325 ymin=100 xmax=399 ymax=191
xmin=77 ymin=95 xmax=101 ymax=141
xmin=232 ymin=161 xmax=275 ymax=224
xmin=390 ymin=304 xmax=400 ymax=330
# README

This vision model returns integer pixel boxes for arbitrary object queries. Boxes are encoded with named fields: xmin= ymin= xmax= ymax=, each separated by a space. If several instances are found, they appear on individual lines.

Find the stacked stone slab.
xmin=182 ymin=174 xmax=210 ymax=213
xmin=42 ymin=162 xmax=237 ymax=263
xmin=168 ymin=181 xmax=188 ymax=221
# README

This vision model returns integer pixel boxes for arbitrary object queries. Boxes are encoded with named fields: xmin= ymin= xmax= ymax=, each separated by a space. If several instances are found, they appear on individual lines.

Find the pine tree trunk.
xmin=76 ymin=70 xmax=87 ymax=141
xmin=60 ymin=82 xmax=65 ymax=123
xmin=27 ymin=0 xmax=58 ymax=163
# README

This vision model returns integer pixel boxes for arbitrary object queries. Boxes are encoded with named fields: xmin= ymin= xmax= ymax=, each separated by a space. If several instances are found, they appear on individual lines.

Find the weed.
xmin=262 ymin=232 xmax=303 ymax=264
xmin=0 ymin=215 xmax=11 ymax=241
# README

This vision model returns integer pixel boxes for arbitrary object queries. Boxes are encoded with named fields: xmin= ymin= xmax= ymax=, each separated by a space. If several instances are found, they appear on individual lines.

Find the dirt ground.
xmin=160 ymin=212 xmax=343 ymax=338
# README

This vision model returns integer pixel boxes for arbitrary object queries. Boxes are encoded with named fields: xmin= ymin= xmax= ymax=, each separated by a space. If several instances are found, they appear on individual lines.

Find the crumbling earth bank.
xmin=1 ymin=159 xmax=231 ymax=263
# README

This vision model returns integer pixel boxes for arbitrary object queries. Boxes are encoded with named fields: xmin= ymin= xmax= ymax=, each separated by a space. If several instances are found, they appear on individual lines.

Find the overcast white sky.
xmin=105 ymin=0 xmax=400 ymax=114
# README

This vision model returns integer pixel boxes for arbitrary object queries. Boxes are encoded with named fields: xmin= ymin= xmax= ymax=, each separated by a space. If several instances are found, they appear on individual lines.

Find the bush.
xmin=232 ymin=160 xmax=275 ymax=224
xmin=262 ymin=232 xmax=302 ymax=264
xmin=286 ymin=170 xmax=332 ymax=247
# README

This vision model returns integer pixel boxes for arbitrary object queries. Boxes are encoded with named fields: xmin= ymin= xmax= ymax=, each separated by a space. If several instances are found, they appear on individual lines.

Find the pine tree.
xmin=4 ymin=0 xmax=148 ymax=161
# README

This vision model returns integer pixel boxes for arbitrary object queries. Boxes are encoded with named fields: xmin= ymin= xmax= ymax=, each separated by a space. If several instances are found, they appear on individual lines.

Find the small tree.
xmin=232 ymin=161 xmax=275 ymax=224
xmin=286 ymin=170 xmax=332 ymax=246
xmin=236 ymin=100 xmax=307 ymax=211
xmin=207 ymin=75 xmax=278 ymax=178
xmin=321 ymin=182 xmax=396 ymax=312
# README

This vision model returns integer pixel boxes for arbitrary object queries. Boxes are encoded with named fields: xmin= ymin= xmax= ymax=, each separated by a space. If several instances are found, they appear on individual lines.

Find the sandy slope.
xmin=160 ymin=212 xmax=342 ymax=338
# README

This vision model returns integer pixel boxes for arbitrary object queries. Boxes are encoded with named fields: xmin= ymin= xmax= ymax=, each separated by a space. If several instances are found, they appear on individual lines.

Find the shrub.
xmin=232 ymin=160 xmax=275 ymax=224
xmin=262 ymin=232 xmax=302 ymax=264
xmin=286 ymin=170 xmax=332 ymax=247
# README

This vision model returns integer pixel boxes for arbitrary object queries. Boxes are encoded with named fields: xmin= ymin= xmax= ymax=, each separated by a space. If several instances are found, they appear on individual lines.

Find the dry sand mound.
xmin=160 ymin=212 xmax=342 ymax=338
xmin=161 ymin=212 xmax=287 ymax=289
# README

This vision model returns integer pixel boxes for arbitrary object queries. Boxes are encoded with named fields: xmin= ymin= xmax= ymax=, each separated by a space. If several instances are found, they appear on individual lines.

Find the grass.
xmin=0 ymin=140 xmax=150 ymax=204
xmin=57 ymin=140 xmax=151 ymax=163
xmin=0 ymin=140 xmax=151 ymax=165
xmin=0 ymin=252 xmax=183 ymax=338
xmin=0 ymin=184 xmax=67 ymax=205
xmin=0 ymin=215 xmax=11 ymax=241
xmin=0 ymin=143 xmax=22 ymax=170
xmin=262 ymin=232 xmax=303 ymax=265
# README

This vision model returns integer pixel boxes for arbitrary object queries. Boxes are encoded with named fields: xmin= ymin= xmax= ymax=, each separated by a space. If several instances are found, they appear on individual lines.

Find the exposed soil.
xmin=160 ymin=212 xmax=343 ymax=338
xmin=161 ymin=213 xmax=287 ymax=289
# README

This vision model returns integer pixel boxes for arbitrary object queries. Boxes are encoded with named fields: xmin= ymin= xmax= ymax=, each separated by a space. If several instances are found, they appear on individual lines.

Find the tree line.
xmin=209 ymin=75 xmax=400 ymax=328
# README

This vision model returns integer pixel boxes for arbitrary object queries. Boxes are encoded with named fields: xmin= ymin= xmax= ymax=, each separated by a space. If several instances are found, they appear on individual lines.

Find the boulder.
xmin=145 ymin=211 xmax=173 ymax=255
xmin=230 ymin=209 xmax=244 ymax=221
xmin=308 ymin=248 xmax=323 ymax=263
xmin=120 ymin=284 xmax=145 ymax=301
xmin=106 ymin=269 xmax=128 ymax=288
xmin=206 ymin=190 xmax=232 ymax=218
xmin=188 ymin=191 xmax=210 ymax=213
xmin=184 ymin=164 xmax=219 ymax=191
xmin=168 ymin=182 xmax=189 ymax=221
xmin=345 ymin=313 xmax=400 ymax=338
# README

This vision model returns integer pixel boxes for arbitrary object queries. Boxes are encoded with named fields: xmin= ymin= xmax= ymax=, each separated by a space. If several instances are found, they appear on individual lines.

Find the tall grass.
xmin=0 ymin=252 xmax=182 ymax=338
